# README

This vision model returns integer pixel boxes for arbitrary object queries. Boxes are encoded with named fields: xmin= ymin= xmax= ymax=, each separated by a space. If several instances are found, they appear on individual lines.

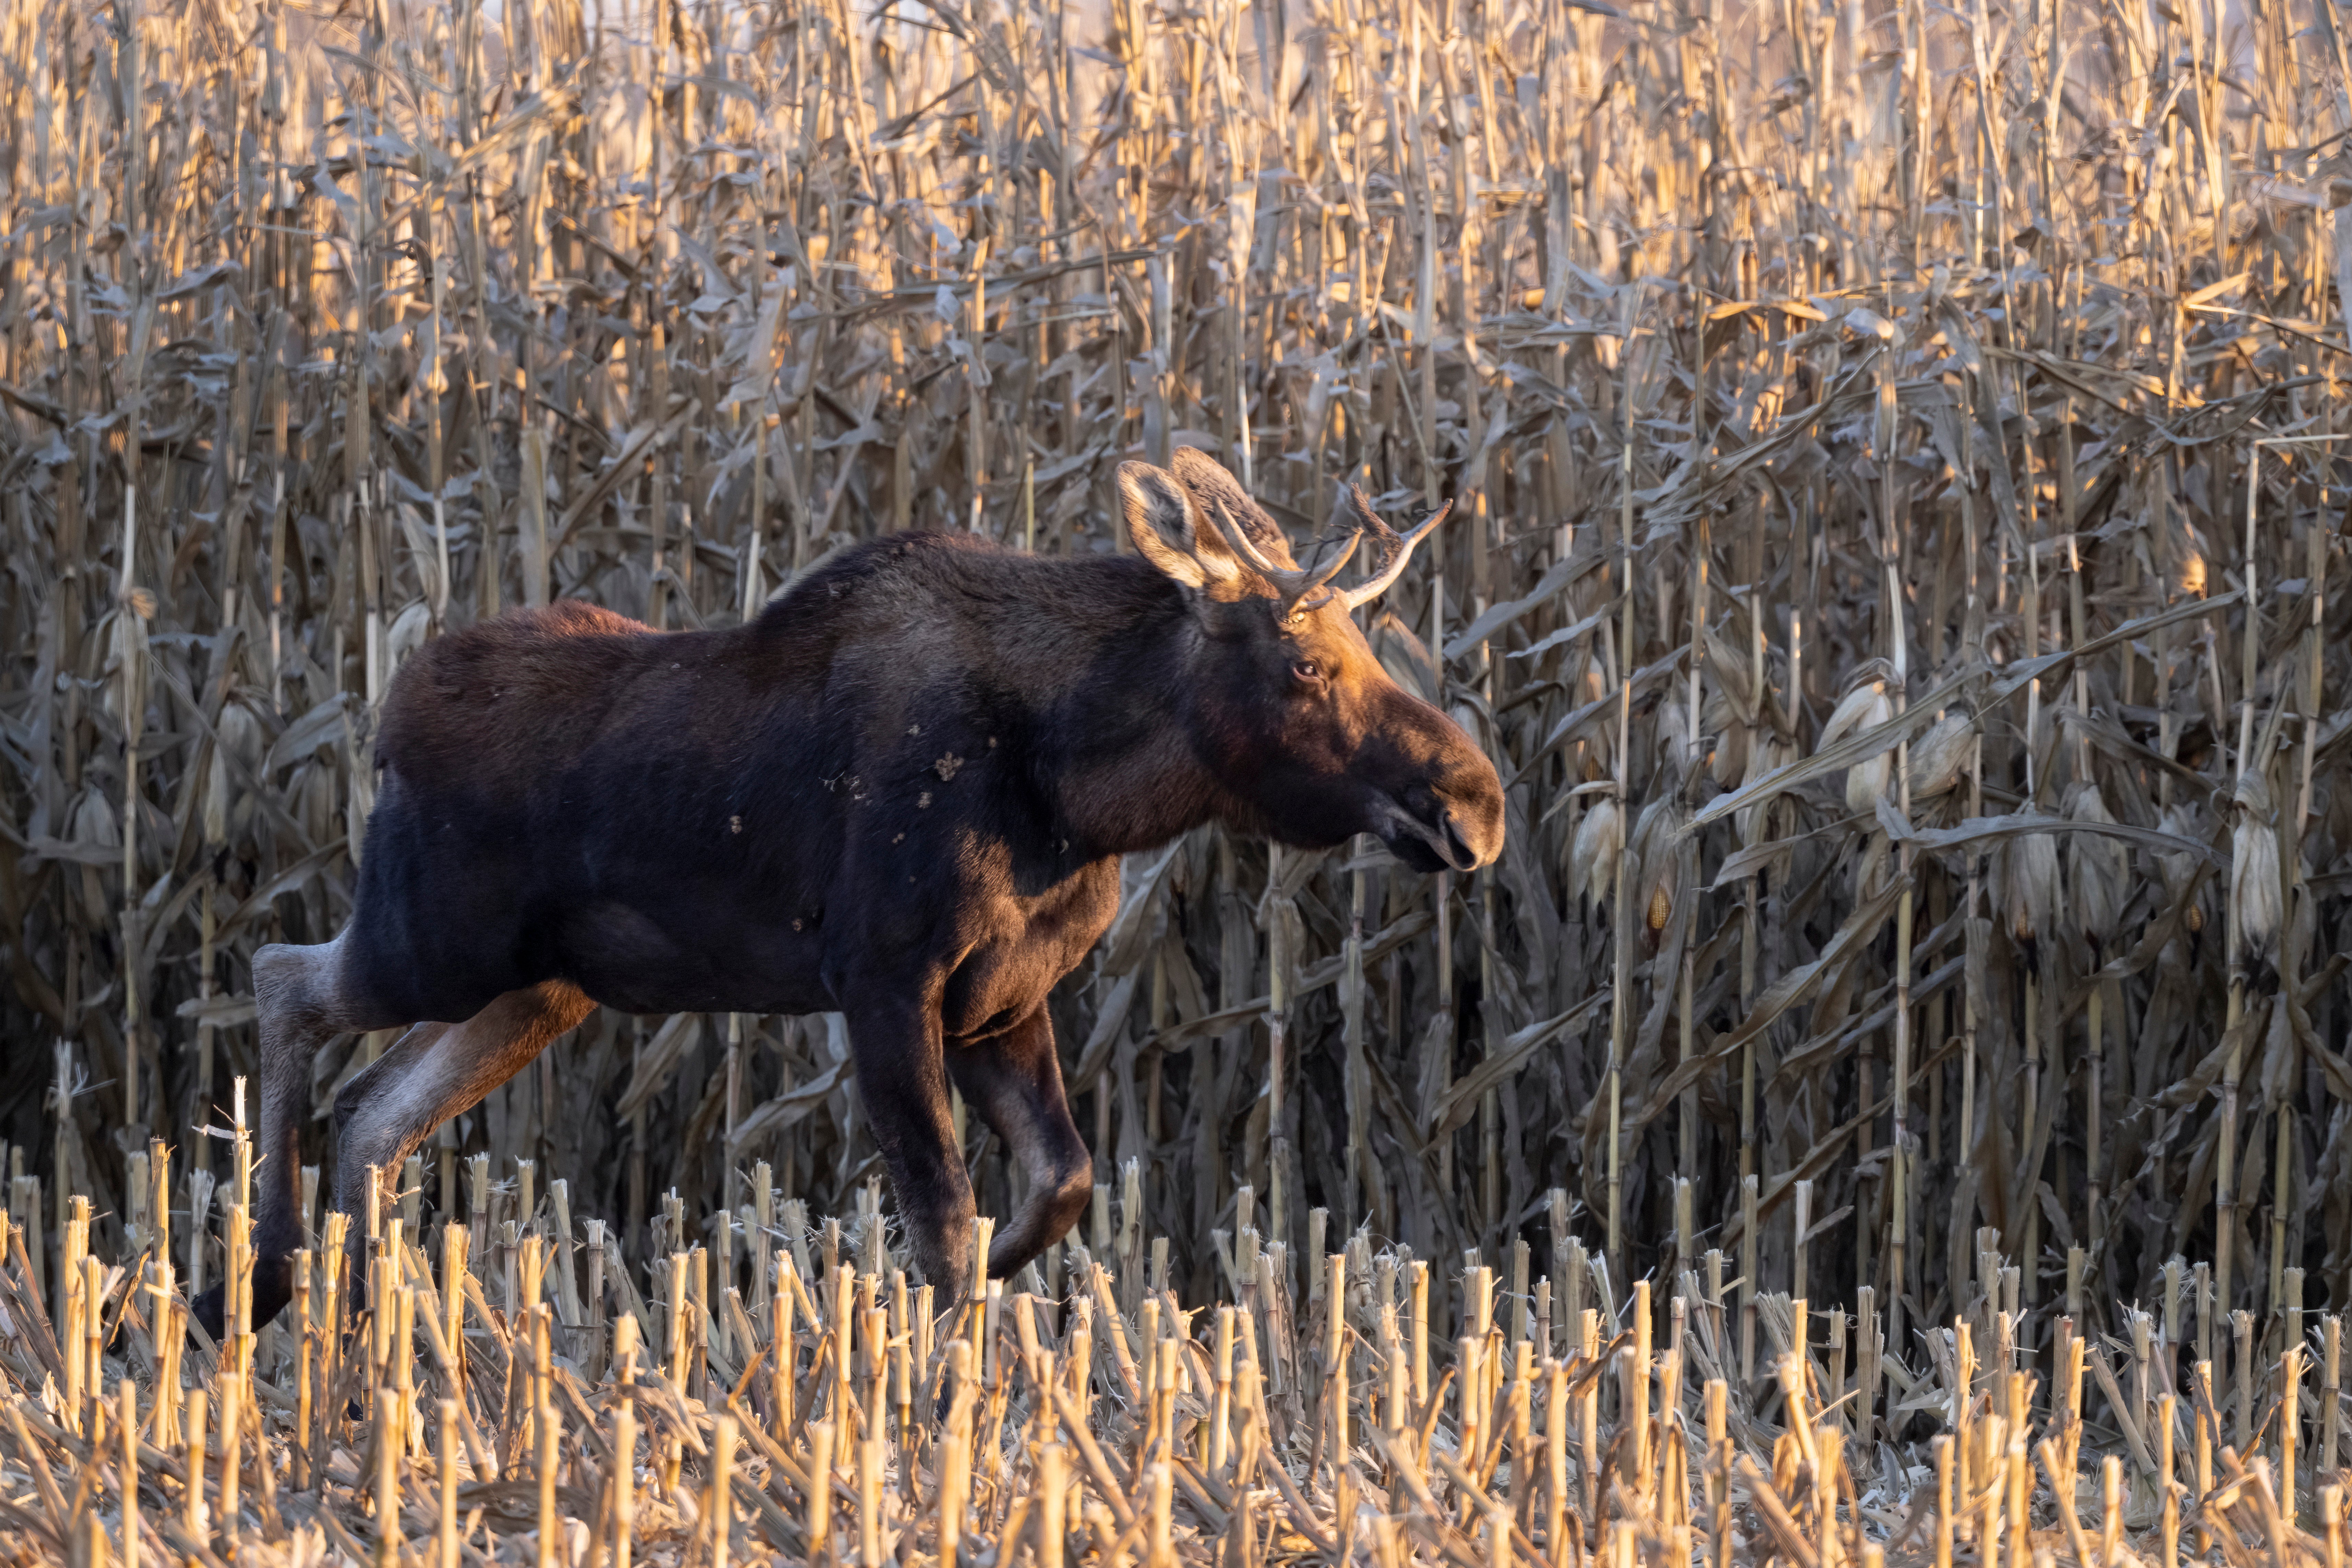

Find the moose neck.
xmin=992 ymin=553 xmax=1231 ymax=863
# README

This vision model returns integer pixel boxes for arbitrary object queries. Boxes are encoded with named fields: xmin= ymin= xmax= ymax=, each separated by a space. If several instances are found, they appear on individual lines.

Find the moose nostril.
xmin=1439 ymin=810 xmax=1474 ymax=865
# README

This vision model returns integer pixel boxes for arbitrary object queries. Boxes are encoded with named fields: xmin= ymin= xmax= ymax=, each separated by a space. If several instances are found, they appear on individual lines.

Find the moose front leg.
xmin=947 ymin=1006 xmax=1092 ymax=1280
xmin=845 ymin=998 xmax=978 ymax=1298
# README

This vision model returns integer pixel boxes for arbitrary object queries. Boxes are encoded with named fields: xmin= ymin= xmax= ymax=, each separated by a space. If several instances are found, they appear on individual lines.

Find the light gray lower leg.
xmin=217 ymin=933 xmax=403 ymax=1334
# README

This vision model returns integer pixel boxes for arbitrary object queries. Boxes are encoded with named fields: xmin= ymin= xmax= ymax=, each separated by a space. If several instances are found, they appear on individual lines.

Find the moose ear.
xmin=1119 ymin=461 xmax=1242 ymax=592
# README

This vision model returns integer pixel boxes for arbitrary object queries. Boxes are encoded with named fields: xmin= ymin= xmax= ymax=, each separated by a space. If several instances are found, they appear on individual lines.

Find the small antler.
xmin=1338 ymin=486 xmax=1454 ymax=610
xmin=1203 ymin=497 xmax=1361 ymax=619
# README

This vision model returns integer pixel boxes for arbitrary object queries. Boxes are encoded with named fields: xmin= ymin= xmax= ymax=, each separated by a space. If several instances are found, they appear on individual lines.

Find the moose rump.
xmin=342 ymin=598 xmax=853 ymax=1023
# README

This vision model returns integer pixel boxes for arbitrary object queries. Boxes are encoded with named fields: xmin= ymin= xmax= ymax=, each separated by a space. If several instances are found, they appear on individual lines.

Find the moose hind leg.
xmin=947 ymin=1006 xmax=1092 ymax=1280
xmin=329 ymin=982 xmax=596 ymax=1258
xmin=196 ymin=932 xmax=409 ymax=1340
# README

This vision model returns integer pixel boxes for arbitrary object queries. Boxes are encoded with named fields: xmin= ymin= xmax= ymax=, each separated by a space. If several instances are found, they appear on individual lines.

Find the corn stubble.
xmin=0 ymin=0 xmax=2349 ymax=1551
xmin=1 ymin=1156 xmax=2349 ymax=1568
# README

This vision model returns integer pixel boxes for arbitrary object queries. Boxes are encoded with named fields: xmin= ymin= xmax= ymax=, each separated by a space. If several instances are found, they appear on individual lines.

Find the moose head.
xmin=1120 ymin=448 xmax=1505 ymax=875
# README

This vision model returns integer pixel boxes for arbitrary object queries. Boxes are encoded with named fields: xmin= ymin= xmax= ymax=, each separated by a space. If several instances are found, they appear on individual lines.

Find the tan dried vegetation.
xmin=0 ymin=0 xmax=2348 ymax=1555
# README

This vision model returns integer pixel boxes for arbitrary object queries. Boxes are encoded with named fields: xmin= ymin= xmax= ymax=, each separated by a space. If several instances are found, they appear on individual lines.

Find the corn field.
xmin=0 ymin=0 xmax=2349 ymax=1550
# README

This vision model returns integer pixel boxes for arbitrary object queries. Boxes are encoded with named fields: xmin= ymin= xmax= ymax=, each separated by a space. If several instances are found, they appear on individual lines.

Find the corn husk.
xmin=2230 ymin=772 xmax=2282 ymax=955
xmin=1573 ymin=795 xmax=1625 ymax=908
xmin=2063 ymin=780 xmax=2129 ymax=953
xmin=204 ymin=702 xmax=266 ymax=847
xmin=1628 ymin=797 xmax=1687 ymax=937
xmin=1704 ymin=629 xmax=1755 ymax=717
xmin=1818 ymin=674 xmax=1894 ymax=815
xmin=1656 ymin=697 xmax=1689 ymax=767
xmin=1907 ymin=711 xmax=1973 ymax=799
xmin=1703 ymin=631 xmax=1758 ymax=786
xmin=1997 ymin=819 xmax=2061 ymax=946
xmin=1734 ymin=730 xmax=1798 ymax=849
xmin=2156 ymin=804 xmax=2204 ymax=906
xmin=1706 ymin=693 xmax=1751 ymax=787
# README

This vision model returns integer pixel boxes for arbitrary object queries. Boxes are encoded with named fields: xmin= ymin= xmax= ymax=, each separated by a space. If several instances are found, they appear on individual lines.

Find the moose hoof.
xmin=189 ymin=1284 xmax=229 ymax=1346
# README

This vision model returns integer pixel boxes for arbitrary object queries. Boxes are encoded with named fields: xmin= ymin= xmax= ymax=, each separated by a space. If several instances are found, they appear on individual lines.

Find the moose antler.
xmin=1338 ymin=486 xmax=1454 ymax=611
xmin=1200 ymin=485 xmax=1453 ymax=619
xmin=1204 ymin=497 xmax=1361 ymax=619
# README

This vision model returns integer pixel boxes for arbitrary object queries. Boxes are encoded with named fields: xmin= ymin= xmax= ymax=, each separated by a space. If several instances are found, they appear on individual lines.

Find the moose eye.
xmin=1292 ymin=659 xmax=1324 ymax=684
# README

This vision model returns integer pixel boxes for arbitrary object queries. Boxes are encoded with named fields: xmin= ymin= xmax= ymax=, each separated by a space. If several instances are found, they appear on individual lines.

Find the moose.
xmin=192 ymin=449 xmax=1504 ymax=1338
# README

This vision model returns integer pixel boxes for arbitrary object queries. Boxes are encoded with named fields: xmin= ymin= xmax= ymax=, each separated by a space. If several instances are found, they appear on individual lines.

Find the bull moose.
xmin=192 ymin=449 xmax=1504 ymax=1339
